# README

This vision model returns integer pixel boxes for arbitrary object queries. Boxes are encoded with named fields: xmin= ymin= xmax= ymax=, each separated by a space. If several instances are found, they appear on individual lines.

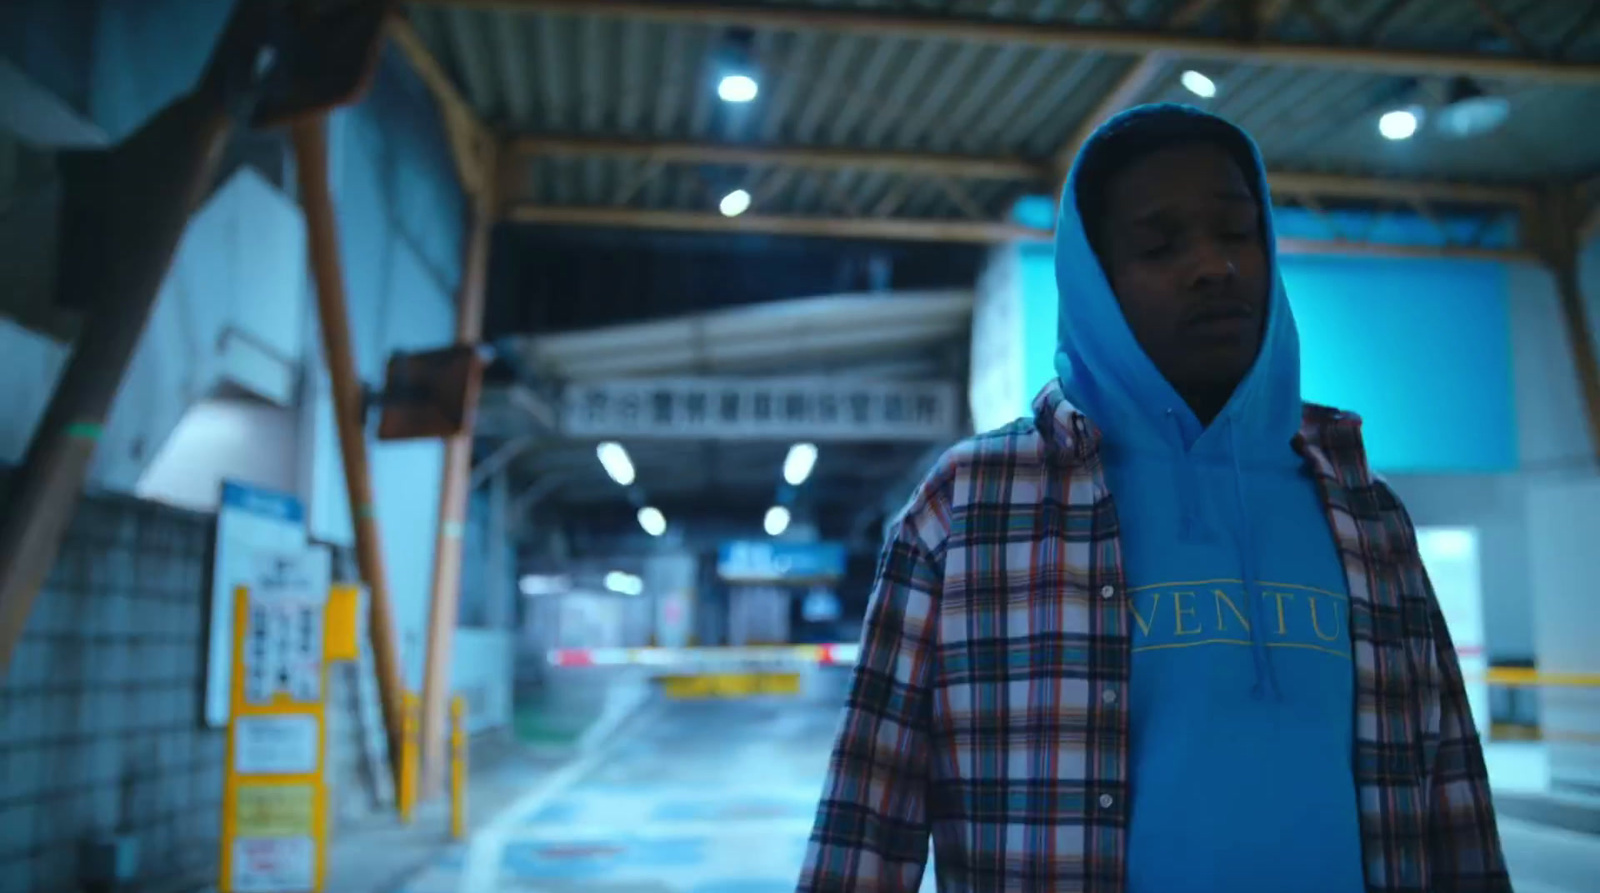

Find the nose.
xmin=1189 ymin=239 xmax=1238 ymax=290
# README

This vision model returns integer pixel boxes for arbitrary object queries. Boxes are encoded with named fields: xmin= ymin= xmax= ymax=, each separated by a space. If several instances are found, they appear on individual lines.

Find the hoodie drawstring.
xmin=1229 ymin=423 xmax=1281 ymax=701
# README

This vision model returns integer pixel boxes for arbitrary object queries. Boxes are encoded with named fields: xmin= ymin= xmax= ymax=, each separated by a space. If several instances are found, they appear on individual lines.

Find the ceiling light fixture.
xmin=604 ymin=571 xmax=644 ymax=596
xmin=518 ymin=574 xmax=570 ymax=597
xmin=637 ymin=506 xmax=667 ymax=538
xmin=719 ymin=188 xmax=752 ymax=218
xmin=1180 ymin=70 xmax=1216 ymax=99
xmin=716 ymin=26 xmax=760 ymax=103
xmin=782 ymin=443 xmax=818 ymax=486
xmin=1436 ymin=77 xmax=1510 ymax=139
xmin=1378 ymin=108 xmax=1420 ymax=141
xmin=717 ymin=74 xmax=759 ymax=103
xmin=595 ymin=441 xmax=636 ymax=486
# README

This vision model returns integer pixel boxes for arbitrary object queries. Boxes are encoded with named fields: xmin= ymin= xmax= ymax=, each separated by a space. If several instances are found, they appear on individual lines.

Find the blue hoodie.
xmin=1055 ymin=105 xmax=1365 ymax=891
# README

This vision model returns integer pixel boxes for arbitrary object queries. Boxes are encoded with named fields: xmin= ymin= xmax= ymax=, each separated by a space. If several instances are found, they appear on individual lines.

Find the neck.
xmin=1180 ymin=383 xmax=1235 ymax=428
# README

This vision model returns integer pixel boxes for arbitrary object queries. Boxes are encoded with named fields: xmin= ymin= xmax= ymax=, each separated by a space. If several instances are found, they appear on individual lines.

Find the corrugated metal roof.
xmin=406 ymin=0 xmax=1600 ymax=202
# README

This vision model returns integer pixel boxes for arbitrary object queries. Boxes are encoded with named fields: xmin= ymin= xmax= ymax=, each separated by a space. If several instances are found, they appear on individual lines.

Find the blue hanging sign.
xmin=717 ymin=541 xmax=847 ymax=584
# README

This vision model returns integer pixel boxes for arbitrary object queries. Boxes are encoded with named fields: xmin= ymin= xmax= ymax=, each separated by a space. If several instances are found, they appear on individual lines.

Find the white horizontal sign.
xmin=561 ymin=377 xmax=961 ymax=441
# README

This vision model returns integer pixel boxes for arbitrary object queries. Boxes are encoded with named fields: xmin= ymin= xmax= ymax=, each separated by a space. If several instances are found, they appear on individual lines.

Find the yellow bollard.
xmin=449 ymin=694 xmax=468 ymax=840
xmin=399 ymin=691 xmax=419 ymax=824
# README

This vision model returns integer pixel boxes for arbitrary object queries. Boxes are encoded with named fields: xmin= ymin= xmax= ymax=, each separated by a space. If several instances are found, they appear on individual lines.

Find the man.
xmin=797 ymin=104 xmax=1508 ymax=892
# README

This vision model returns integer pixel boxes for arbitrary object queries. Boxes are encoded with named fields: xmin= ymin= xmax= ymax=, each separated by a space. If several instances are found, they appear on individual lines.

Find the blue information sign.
xmin=716 ymin=541 xmax=847 ymax=584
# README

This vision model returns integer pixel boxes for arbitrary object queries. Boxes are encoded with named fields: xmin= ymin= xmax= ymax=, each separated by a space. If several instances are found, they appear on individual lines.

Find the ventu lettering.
xmin=1129 ymin=581 xmax=1350 ymax=659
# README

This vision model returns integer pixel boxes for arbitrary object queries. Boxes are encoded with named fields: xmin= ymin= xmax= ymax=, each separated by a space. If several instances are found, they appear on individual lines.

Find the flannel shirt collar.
xmin=1029 ymin=377 xmax=1373 ymax=485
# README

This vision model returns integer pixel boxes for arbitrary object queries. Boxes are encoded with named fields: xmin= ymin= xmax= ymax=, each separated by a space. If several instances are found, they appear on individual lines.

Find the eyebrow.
xmin=1126 ymin=191 xmax=1257 ymax=228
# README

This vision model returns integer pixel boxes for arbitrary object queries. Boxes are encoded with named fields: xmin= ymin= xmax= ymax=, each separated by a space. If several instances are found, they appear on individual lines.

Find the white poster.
xmin=231 ymin=836 xmax=314 ymax=893
xmin=235 ymin=715 xmax=321 ymax=776
xmin=207 ymin=482 xmax=311 ymax=727
xmin=243 ymin=550 xmax=331 ymax=706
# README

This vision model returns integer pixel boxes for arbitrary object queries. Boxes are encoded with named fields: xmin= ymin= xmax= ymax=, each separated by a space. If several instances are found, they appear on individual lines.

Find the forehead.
xmin=1104 ymin=142 xmax=1256 ymax=224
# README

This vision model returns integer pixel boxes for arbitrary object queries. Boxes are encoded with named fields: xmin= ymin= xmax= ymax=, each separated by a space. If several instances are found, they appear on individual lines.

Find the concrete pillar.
xmin=1525 ymin=478 xmax=1600 ymax=796
xmin=642 ymin=552 xmax=697 ymax=649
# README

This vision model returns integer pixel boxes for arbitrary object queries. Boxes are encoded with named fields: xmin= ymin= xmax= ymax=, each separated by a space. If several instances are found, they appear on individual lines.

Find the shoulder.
xmin=1297 ymin=401 xmax=1372 ymax=483
xmin=892 ymin=417 xmax=1054 ymax=554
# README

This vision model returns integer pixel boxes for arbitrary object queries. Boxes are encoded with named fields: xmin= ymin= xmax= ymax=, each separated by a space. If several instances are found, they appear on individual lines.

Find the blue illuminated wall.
xmin=1284 ymin=256 xmax=1515 ymax=472
xmin=1015 ymin=248 xmax=1519 ymax=474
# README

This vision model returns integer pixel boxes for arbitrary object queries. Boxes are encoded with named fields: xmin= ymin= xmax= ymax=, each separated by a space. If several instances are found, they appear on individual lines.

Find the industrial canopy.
xmin=395 ymin=0 xmax=1600 ymax=259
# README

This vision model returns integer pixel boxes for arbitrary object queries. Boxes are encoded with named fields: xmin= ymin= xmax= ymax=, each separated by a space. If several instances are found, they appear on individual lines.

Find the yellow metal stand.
xmin=399 ymin=691 xmax=420 ymax=824
xmin=449 ymin=694 xmax=468 ymax=840
xmin=219 ymin=584 xmax=332 ymax=893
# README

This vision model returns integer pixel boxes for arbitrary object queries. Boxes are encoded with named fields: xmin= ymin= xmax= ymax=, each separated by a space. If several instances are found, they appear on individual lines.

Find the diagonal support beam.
xmin=418 ymin=145 xmax=498 ymax=799
xmin=1536 ymin=187 xmax=1600 ymax=462
xmin=420 ymin=0 xmax=1600 ymax=83
xmin=470 ymin=435 xmax=536 ymax=491
xmin=389 ymin=13 xmax=495 ymax=199
xmin=1052 ymin=52 xmax=1172 ymax=181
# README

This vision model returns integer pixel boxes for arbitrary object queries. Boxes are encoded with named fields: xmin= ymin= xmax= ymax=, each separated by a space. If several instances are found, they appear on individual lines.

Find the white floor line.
xmin=457 ymin=697 xmax=665 ymax=893
xmin=1512 ymin=881 xmax=1581 ymax=893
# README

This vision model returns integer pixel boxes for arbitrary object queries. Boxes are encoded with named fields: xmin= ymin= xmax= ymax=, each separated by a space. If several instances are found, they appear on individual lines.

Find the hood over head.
xmin=1053 ymin=103 xmax=1301 ymax=458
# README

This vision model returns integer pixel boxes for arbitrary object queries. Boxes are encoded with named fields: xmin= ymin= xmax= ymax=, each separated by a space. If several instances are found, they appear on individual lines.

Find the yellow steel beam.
xmin=420 ymin=0 xmax=1600 ymax=83
xmin=1052 ymin=52 xmax=1173 ymax=180
xmin=508 ymin=135 xmax=1539 ymax=210
xmin=510 ymin=136 xmax=1043 ymax=181
xmin=508 ymin=203 xmax=1537 ymax=261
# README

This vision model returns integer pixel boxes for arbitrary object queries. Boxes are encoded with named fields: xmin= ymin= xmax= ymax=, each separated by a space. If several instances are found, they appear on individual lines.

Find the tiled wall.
xmin=0 ymin=487 xmax=381 ymax=893
xmin=0 ymin=488 xmax=221 ymax=893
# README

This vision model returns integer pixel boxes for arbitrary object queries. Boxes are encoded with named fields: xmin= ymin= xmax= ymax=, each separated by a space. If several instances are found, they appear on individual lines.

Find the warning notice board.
xmin=236 ymin=783 xmax=316 ymax=838
xmin=221 ymin=549 xmax=332 ymax=893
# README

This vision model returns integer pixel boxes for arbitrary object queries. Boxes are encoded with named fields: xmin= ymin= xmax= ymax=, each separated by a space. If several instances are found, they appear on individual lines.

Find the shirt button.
xmin=1101 ymin=689 xmax=1118 ymax=705
xmin=1099 ymin=794 xmax=1115 ymax=809
xmin=1099 ymin=585 xmax=1116 ymax=599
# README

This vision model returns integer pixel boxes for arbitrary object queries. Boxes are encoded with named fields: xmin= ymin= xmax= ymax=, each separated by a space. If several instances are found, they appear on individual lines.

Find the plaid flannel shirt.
xmin=799 ymin=380 xmax=1508 ymax=893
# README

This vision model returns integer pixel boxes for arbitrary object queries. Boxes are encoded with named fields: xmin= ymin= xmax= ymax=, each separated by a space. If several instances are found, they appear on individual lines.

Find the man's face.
xmin=1097 ymin=141 xmax=1270 ymax=407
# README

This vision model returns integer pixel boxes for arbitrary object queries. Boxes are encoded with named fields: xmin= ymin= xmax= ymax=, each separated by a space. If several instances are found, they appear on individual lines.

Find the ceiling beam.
xmin=507 ymin=204 xmax=1045 ymax=244
xmin=511 ymin=136 xmax=1041 ymax=181
xmin=507 ymin=135 xmax=1538 ymax=209
xmin=1167 ymin=0 xmax=1224 ymax=28
xmin=420 ymin=0 xmax=1600 ymax=84
xmin=1264 ymin=171 xmax=1536 ymax=212
xmin=508 ymin=203 xmax=1537 ymax=261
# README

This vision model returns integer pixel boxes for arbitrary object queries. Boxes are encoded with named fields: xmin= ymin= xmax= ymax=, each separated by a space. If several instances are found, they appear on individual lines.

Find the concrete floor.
xmin=392 ymin=686 xmax=1599 ymax=893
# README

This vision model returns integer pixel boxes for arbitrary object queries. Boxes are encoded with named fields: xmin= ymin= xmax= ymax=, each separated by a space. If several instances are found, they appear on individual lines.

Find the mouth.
xmin=1184 ymin=304 xmax=1255 ymax=335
